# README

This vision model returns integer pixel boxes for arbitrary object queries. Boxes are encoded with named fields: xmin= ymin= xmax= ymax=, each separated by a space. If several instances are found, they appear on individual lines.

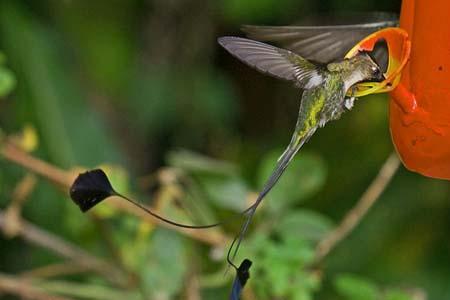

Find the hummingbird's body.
xmin=219 ymin=37 xmax=384 ymax=263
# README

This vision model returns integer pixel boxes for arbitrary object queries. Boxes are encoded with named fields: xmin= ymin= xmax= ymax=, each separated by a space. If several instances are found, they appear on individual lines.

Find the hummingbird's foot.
xmin=344 ymin=97 xmax=355 ymax=110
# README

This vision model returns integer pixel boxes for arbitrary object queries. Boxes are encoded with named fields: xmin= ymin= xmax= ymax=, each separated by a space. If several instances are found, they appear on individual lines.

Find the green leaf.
xmin=292 ymin=289 xmax=313 ymax=300
xmin=384 ymin=289 xmax=413 ymax=300
xmin=334 ymin=274 xmax=379 ymax=300
xmin=201 ymin=176 xmax=249 ymax=211
xmin=244 ymin=232 xmax=319 ymax=299
xmin=275 ymin=209 xmax=334 ymax=243
xmin=167 ymin=149 xmax=237 ymax=176
xmin=258 ymin=150 xmax=327 ymax=213
xmin=262 ymin=236 xmax=315 ymax=266
xmin=0 ymin=65 xmax=16 ymax=97
xmin=140 ymin=228 xmax=188 ymax=298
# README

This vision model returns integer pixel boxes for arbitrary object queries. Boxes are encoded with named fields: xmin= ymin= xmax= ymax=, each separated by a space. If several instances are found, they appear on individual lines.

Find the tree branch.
xmin=20 ymin=262 xmax=93 ymax=279
xmin=0 ymin=209 xmax=128 ymax=286
xmin=0 ymin=272 xmax=74 ymax=300
xmin=3 ymin=173 xmax=37 ymax=237
xmin=1 ymin=141 xmax=72 ymax=187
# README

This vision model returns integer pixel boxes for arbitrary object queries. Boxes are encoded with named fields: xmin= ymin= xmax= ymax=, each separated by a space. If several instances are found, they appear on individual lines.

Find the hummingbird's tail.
xmin=227 ymin=131 xmax=312 ymax=265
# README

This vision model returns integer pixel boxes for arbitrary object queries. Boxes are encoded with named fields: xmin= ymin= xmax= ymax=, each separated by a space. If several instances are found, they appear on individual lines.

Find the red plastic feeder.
xmin=390 ymin=0 xmax=450 ymax=179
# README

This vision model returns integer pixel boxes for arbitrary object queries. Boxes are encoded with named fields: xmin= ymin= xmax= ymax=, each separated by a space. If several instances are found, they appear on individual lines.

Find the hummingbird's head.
xmin=351 ymin=51 xmax=386 ymax=83
xmin=330 ymin=52 xmax=385 ymax=91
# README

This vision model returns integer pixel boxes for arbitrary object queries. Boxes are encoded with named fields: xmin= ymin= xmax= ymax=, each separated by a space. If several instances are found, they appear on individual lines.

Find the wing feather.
xmin=242 ymin=13 xmax=398 ymax=63
xmin=218 ymin=36 xmax=322 ymax=88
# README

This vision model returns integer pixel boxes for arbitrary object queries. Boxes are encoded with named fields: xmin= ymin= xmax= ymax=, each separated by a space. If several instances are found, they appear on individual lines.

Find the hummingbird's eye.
xmin=370 ymin=66 xmax=384 ymax=82
xmin=372 ymin=67 xmax=382 ymax=78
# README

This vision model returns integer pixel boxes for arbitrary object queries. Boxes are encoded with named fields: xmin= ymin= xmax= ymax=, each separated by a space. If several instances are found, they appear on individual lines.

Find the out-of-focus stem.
xmin=314 ymin=152 xmax=401 ymax=263
xmin=20 ymin=262 xmax=92 ymax=279
xmin=0 ymin=272 xmax=74 ymax=300
xmin=0 ymin=209 xmax=128 ymax=286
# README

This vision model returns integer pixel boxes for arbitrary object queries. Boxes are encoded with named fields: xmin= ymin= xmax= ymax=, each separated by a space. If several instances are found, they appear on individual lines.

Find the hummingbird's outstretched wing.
xmin=242 ymin=12 xmax=398 ymax=64
xmin=218 ymin=36 xmax=324 ymax=89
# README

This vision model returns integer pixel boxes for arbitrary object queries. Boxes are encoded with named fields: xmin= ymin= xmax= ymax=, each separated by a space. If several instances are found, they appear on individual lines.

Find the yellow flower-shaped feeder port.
xmin=345 ymin=27 xmax=411 ymax=97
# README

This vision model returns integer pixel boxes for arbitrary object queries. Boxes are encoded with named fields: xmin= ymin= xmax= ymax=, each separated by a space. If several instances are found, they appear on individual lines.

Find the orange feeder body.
xmin=390 ymin=0 xmax=450 ymax=179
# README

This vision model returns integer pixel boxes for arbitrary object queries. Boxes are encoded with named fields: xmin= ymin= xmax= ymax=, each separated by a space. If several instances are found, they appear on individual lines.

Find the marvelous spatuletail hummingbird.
xmin=218 ymin=36 xmax=385 ymax=263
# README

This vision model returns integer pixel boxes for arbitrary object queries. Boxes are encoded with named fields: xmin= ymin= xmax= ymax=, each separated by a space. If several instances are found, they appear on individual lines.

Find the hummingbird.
xmin=218 ymin=36 xmax=385 ymax=263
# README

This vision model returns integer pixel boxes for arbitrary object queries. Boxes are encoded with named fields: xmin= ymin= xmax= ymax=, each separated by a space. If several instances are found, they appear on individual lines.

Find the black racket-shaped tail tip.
xmin=70 ymin=169 xmax=223 ymax=228
xmin=69 ymin=169 xmax=116 ymax=212
xmin=230 ymin=258 xmax=253 ymax=300
xmin=237 ymin=259 xmax=252 ymax=286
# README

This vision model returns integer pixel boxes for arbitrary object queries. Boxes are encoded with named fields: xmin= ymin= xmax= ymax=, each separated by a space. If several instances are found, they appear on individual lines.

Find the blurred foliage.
xmin=258 ymin=150 xmax=327 ymax=214
xmin=0 ymin=0 xmax=449 ymax=299
xmin=0 ymin=52 xmax=16 ymax=98
xmin=334 ymin=274 xmax=415 ymax=300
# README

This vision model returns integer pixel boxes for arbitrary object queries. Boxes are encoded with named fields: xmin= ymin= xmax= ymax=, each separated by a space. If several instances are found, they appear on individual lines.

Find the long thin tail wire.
xmin=116 ymin=193 xmax=222 ymax=229
xmin=227 ymin=143 xmax=302 ymax=264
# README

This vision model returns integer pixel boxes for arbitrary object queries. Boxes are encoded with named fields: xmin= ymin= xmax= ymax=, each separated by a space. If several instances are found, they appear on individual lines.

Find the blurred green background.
xmin=1 ymin=0 xmax=449 ymax=299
